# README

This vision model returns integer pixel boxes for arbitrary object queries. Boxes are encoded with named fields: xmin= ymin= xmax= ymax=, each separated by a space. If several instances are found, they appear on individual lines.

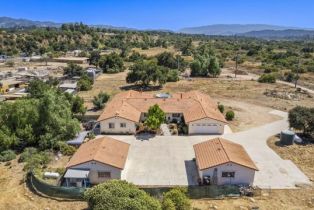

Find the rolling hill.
xmin=178 ymin=24 xmax=304 ymax=36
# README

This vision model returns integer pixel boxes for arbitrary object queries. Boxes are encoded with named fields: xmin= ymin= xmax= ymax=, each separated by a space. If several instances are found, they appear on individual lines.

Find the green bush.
xmin=18 ymin=147 xmax=38 ymax=163
xmin=258 ymin=74 xmax=276 ymax=83
xmin=78 ymin=74 xmax=93 ymax=91
xmin=218 ymin=104 xmax=224 ymax=113
xmin=226 ymin=110 xmax=235 ymax=121
xmin=162 ymin=187 xmax=191 ymax=210
xmin=0 ymin=150 xmax=16 ymax=162
xmin=84 ymin=180 xmax=161 ymax=210
xmin=56 ymin=141 xmax=76 ymax=155
xmin=92 ymin=92 xmax=110 ymax=110
xmin=19 ymin=148 xmax=51 ymax=171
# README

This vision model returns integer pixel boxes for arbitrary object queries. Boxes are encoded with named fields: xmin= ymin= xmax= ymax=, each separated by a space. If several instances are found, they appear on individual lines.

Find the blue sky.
xmin=1 ymin=0 xmax=314 ymax=30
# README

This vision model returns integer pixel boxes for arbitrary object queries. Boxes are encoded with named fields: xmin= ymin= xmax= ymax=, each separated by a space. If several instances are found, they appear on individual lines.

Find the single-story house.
xmin=97 ymin=90 xmax=227 ymax=135
xmin=64 ymin=136 xmax=130 ymax=187
xmin=59 ymin=81 xmax=77 ymax=93
xmin=193 ymin=138 xmax=258 ymax=186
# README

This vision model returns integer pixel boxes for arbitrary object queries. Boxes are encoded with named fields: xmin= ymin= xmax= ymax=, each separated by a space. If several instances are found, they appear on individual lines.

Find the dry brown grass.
xmin=0 ymin=159 xmax=87 ymax=210
xmin=131 ymin=46 xmax=176 ymax=57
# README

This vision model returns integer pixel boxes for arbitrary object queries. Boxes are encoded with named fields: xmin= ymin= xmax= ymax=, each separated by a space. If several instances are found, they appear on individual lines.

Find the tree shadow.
xmin=119 ymin=84 xmax=162 ymax=92
xmin=135 ymin=133 xmax=156 ymax=141
xmin=184 ymin=160 xmax=199 ymax=186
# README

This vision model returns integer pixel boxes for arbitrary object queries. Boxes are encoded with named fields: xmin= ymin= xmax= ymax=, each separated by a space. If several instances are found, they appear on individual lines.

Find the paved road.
xmin=109 ymin=110 xmax=311 ymax=189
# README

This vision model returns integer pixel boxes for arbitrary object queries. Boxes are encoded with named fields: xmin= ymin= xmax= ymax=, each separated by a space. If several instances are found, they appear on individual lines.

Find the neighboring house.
xmin=193 ymin=138 xmax=258 ymax=186
xmin=64 ymin=136 xmax=130 ymax=187
xmin=59 ymin=81 xmax=77 ymax=94
xmin=97 ymin=90 xmax=227 ymax=135
xmin=0 ymin=79 xmax=26 ymax=94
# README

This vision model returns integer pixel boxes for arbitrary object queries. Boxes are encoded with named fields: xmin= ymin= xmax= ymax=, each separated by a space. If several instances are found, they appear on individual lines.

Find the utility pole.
xmin=177 ymin=55 xmax=180 ymax=71
xmin=295 ymin=58 xmax=300 ymax=88
xmin=235 ymin=52 xmax=239 ymax=78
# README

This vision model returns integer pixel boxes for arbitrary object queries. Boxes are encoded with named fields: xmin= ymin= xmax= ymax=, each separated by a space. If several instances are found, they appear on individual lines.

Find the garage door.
xmin=190 ymin=123 xmax=220 ymax=134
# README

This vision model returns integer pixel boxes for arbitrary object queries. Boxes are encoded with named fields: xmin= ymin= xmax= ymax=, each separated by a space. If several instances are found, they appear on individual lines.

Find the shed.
xmin=66 ymin=131 xmax=89 ymax=146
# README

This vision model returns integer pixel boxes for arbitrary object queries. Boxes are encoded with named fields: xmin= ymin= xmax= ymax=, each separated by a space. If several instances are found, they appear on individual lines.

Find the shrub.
xmin=18 ymin=147 xmax=38 ymax=163
xmin=84 ymin=180 xmax=161 ymax=210
xmin=226 ymin=110 xmax=235 ymax=121
xmin=92 ymin=92 xmax=110 ymax=110
xmin=258 ymin=74 xmax=276 ymax=83
xmin=218 ymin=104 xmax=224 ymax=113
xmin=20 ymin=148 xmax=51 ymax=171
xmin=78 ymin=74 xmax=93 ymax=91
xmin=162 ymin=197 xmax=176 ymax=210
xmin=56 ymin=141 xmax=76 ymax=155
xmin=167 ymin=70 xmax=180 ymax=82
xmin=162 ymin=187 xmax=191 ymax=210
xmin=289 ymin=106 xmax=314 ymax=135
xmin=5 ymin=60 xmax=15 ymax=67
xmin=0 ymin=150 xmax=16 ymax=162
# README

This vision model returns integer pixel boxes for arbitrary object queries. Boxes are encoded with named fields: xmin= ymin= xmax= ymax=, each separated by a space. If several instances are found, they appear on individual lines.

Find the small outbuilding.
xmin=64 ymin=136 xmax=130 ymax=187
xmin=193 ymin=138 xmax=258 ymax=186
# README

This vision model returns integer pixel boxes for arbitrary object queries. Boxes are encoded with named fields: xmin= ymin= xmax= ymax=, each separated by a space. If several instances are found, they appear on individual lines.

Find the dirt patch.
xmin=0 ymin=159 xmax=87 ymax=210
xmin=163 ymin=78 xmax=314 ymax=111
xmin=131 ymin=47 xmax=176 ymax=57
xmin=267 ymin=136 xmax=314 ymax=181
xmin=216 ymin=99 xmax=282 ymax=132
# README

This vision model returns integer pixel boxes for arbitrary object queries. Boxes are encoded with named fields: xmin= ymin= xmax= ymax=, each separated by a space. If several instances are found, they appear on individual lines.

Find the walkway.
xmin=160 ymin=124 xmax=171 ymax=136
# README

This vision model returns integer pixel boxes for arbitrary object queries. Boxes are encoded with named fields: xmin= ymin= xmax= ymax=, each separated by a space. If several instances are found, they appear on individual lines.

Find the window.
xmin=172 ymin=113 xmax=180 ymax=118
xmin=98 ymin=171 xmax=111 ymax=178
xmin=222 ymin=172 xmax=235 ymax=178
xmin=120 ymin=123 xmax=126 ymax=128
xmin=143 ymin=113 xmax=148 ymax=117
xmin=109 ymin=123 xmax=115 ymax=129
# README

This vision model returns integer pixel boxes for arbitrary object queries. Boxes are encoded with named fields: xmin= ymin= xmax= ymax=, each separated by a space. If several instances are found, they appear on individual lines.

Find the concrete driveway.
xmin=108 ymin=110 xmax=311 ymax=189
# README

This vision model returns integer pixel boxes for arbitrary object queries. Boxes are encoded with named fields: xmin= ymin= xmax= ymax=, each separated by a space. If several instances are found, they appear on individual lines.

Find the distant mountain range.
xmin=178 ymin=24 xmax=314 ymax=39
xmin=1 ymin=17 xmax=314 ymax=39
xmin=0 ymin=17 xmax=62 ymax=28
xmin=178 ymin=24 xmax=305 ymax=35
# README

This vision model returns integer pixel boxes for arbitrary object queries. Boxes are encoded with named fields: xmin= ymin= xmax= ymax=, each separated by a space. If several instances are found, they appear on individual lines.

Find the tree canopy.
xmin=99 ymin=52 xmax=124 ymax=73
xmin=63 ymin=62 xmax=84 ymax=77
xmin=84 ymin=180 xmax=161 ymax=210
xmin=0 ymin=80 xmax=81 ymax=151
xmin=126 ymin=60 xmax=178 ymax=87
xmin=144 ymin=104 xmax=166 ymax=130
xmin=288 ymin=106 xmax=314 ymax=136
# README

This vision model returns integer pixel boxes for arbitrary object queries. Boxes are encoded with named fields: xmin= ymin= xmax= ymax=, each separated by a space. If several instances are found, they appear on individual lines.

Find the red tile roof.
xmin=193 ymin=138 xmax=258 ymax=171
xmin=66 ymin=136 xmax=130 ymax=170
xmin=97 ymin=90 xmax=227 ymax=124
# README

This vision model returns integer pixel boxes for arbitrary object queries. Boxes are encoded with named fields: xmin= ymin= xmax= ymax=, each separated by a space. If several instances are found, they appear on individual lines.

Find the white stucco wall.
xmin=70 ymin=160 xmax=122 ymax=184
xmin=188 ymin=118 xmax=225 ymax=134
xmin=140 ymin=112 xmax=183 ymax=123
xmin=100 ymin=117 xmax=136 ymax=134
xmin=198 ymin=162 xmax=256 ymax=185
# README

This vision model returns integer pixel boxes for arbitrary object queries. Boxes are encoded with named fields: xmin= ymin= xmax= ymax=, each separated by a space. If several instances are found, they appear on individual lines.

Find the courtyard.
xmin=107 ymin=110 xmax=311 ymax=189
